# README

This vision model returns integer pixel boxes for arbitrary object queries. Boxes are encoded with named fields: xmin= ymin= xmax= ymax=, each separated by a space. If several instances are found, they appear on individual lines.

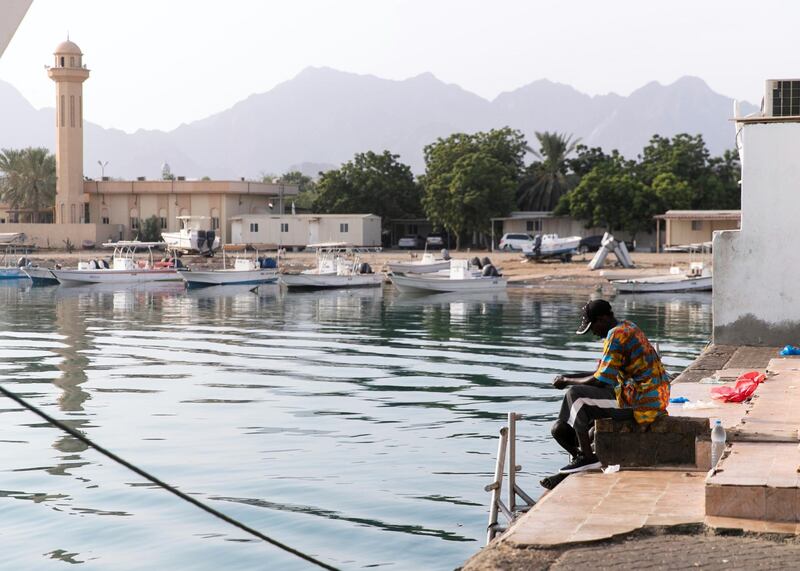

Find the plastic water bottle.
xmin=711 ymin=419 xmax=726 ymax=467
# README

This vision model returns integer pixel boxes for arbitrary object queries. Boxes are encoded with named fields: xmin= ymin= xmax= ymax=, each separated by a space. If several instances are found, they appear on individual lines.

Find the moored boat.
xmin=21 ymin=266 xmax=59 ymax=285
xmin=387 ymin=251 xmax=451 ymax=274
xmin=390 ymin=259 xmax=507 ymax=294
xmin=609 ymin=263 xmax=712 ymax=293
xmin=280 ymin=243 xmax=383 ymax=289
xmin=178 ymin=247 xmax=278 ymax=287
xmin=51 ymin=241 xmax=184 ymax=286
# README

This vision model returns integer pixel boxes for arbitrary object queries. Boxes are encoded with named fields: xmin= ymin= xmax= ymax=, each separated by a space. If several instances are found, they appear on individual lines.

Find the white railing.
xmin=485 ymin=412 xmax=536 ymax=543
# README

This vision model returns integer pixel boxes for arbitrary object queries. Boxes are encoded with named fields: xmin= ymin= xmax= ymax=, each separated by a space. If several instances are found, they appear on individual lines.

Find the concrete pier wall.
xmin=714 ymin=122 xmax=800 ymax=345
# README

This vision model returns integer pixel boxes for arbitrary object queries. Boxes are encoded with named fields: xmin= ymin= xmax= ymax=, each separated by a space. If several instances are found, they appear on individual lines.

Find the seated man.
xmin=550 ymin=299 xmax=671 ymax=474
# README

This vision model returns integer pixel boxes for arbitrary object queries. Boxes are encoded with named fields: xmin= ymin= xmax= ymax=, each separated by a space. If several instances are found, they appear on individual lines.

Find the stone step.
xmin=706 ymin=441 xmax=800 ymax=522
xmin=502 ymin=471 xmax=705 ymax=547
xmin=595 ymin=415 xmax=709 ymax=468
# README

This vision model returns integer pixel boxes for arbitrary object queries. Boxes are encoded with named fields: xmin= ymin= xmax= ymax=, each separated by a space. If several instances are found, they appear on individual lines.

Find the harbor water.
xmin=0 ymin=282 xmax=711 ymax=569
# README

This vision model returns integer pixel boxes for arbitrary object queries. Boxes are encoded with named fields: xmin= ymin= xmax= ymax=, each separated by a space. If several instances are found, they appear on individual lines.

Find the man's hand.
xmin=552 ymin=375 xmax=569 ymax=390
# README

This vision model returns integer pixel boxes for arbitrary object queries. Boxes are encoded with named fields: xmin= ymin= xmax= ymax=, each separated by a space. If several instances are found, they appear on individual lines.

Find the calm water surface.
xmin=0 ymin=282 xmax=711 ymax=570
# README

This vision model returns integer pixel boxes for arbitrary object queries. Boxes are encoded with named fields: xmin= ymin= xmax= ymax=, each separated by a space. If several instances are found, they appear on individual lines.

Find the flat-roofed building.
xmin=230 ymin=213 xmax=381 ymax=248
xmin=654 ymin=210 xmax=741 ymax=252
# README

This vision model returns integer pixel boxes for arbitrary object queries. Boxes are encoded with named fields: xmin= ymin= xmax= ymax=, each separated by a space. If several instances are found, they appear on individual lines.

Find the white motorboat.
xmin=178 ymin=247 xmax=278 ymax=287
xmin=162 ymin=216 xmax=220 ymax=254
xmin=0 ymin=232 xmax=25 ymax=244
xmin=0 ymin=245 xmax=26 ymax=279
xmin=51 ymin=241 xmax=184 ymax=286
xmin=609 ymin=263 xmax=712 ymax=293
xmin=522 ymin=234 xmax=582 ymax=261
xmin=280 ymin=243 xmax=383 ymax=289
xmin=390 ymin=259 xmax=507 ymax=294
xmin=22 ymin=266 xmax=59 ymax=286
xmin=388 ymin=251 xmax=451 ymax=274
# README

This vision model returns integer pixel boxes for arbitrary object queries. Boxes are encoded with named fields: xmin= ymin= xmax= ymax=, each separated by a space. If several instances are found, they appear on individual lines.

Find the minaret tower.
xmin=48 ymin=39 xmax=89 ymax=224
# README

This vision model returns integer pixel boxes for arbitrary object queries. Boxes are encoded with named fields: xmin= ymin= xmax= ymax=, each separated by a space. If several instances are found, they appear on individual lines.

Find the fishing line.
xmin=0 ymin=383 xmax=339 ymax=571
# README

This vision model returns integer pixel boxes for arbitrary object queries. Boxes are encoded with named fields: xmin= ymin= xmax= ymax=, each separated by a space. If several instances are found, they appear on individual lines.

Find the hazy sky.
xmin=0 ymin=0 xmax=793 ymax=133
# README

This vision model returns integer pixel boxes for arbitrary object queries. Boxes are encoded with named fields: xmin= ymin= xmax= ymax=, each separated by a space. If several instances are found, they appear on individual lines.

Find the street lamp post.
xmin=97 ymin=160 xmax=109 ymax=179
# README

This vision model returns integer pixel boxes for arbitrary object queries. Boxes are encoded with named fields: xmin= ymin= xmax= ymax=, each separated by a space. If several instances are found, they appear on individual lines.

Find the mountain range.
xmin=0 ymin=68 xmax=757 ymax=179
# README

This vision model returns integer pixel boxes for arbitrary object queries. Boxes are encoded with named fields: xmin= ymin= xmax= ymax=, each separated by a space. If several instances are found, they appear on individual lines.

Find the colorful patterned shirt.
xmin=593 ymin=320 xmax=670 ymax=424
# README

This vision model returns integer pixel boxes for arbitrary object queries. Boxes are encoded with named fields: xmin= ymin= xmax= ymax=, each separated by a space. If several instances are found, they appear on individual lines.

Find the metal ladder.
xmin=485 ymin=412 xmax=536 ymax=543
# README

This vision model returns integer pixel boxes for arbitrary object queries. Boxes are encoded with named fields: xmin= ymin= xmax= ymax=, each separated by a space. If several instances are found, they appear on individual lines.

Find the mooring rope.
xmin=0 ymin=383 xmax=339 ymax=571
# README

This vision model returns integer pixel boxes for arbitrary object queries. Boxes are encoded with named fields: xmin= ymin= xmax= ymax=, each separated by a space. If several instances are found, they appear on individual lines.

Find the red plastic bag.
xmin=711 ymin=371 xmax=767 ymax=403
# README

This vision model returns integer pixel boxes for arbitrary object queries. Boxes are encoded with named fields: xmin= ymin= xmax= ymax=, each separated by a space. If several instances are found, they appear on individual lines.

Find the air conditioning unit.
xmin=765 ymin=79 xmax=800 ymax=117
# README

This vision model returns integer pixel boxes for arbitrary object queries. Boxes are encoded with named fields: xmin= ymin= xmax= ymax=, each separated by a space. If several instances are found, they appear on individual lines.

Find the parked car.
xmin=426 ymin=233 xmax=445 ymax=247
xmin=398 ymin=235 xmax=424 ymax=249
xmin=578 ymin=235 xmax=636 ymax=254
xmin=578 ymin=235 xmax=604 ymax=253
xmin=498 ymin=233 xmax=535 ymax=251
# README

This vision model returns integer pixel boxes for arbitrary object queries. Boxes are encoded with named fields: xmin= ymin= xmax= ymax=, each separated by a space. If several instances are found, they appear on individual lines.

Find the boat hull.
xmin=21 ymin=267 xmax=59 ymax=285
xmin=390 ymin=273 xmax=507 ymax=293
xmin=0 ymin=267 xmax=25 ymax=280
xmin=610 ymin=275 xmax=712 ymax=293
xmin=52 ymin=268 xmax=181 ymax=286
xmin=280 ymin=273 xmax=384 ymax=289
xmin=387 ymin=260 xmax=451 ymax=274
xmin=178 ymin=268 xmax=278 ymax=287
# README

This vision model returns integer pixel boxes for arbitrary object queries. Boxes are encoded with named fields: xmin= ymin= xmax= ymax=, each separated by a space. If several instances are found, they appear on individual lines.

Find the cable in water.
xmin=0 ymin=383 xmax=338 ymax=571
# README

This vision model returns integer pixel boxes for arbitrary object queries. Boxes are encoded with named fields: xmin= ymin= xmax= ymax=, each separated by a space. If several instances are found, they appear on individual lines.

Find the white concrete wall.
xmin=714 ymin=122 xmax=800 ymax=345
xmin=231 ymin=215 xmax=381 ymax=247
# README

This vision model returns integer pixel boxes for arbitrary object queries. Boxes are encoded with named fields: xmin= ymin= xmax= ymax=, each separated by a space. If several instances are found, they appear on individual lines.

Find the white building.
xmin=714 ymin=79 xmax=800 ymax=345
xmin=230 ymin=214 xmax=382 ymax=248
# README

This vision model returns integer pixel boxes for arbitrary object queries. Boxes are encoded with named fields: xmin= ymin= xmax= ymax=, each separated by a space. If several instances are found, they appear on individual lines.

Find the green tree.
xmin=421 ymin=128 xmax=524 ymax=249
xmin=651 ymin=172 xmax=693 ymax=212
xmin=707 ymin=149 xmax=741 ymax=209
xmin=636 ymin=133 xmax=737 ymax=210
xmin=0 ymin=147 xmax=56 ymax=222
xmin=517 ymin=131 xmax=579 ymax=211
xmin=138 ymin=215 xmax=162 ymax=242
xmin=558 ymin=154 xmax=654 ymax=239
xmin=313 ymin=151 xmax=421 ymax=224
xmin=278 ymin=170 xmax=318 ymax=211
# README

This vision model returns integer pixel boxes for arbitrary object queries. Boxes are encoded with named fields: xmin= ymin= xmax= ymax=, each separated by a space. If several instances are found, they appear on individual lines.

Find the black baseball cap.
xmin=576 ymin=299 xmax=613 ymax=334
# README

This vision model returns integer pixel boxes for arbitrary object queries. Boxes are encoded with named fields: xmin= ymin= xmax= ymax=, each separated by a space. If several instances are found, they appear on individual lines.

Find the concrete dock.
xmin=462 ymin=345 xmax=800 ymax=570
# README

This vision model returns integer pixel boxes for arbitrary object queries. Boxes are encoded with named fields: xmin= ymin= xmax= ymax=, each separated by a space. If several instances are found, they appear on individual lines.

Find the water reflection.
xmin=0 ymin=284 xmax=712 ymax=570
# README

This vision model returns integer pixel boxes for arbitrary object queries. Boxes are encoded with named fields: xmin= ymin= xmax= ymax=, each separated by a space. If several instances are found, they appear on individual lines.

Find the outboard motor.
xmin=482 ymin=264 xmax=500 ymax=277
xmin=16 ymin=257 xmax=29 ymax=268
xmin=470 ymin=256 xmax=483 ymax=269
xmin=206 ymin=230 xmax=216 ymax=252
xmin=359 ymin=262 xmax=373 ymax=274
xmin=196 ymin=229 xmax=207 ymax=252
xmin=262 ymin=257 xmax=277 ymax=269
xmin=481 ymin=256 xmax=492 ymax=268
xmin=440 ymin=248 xmax=451 ymax=261
xmin=532 ymin=234 xmax=542 ymax=255
xmin=101 ymin=259 xmax=110 ymax=269
xmin=89 ymin=259 xmax=98 ymax=270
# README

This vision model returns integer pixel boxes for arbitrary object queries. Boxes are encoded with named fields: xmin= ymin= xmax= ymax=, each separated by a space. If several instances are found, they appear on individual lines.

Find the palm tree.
xmin=517 ymin=132 xmax=579 ymax=211
xmin=0 ymin=147 xmax=56 ymax=222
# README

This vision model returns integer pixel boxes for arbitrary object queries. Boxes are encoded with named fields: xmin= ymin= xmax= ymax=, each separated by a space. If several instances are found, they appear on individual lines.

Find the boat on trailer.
xmin=51 ymin=241 xmax=184 ymax=286
xmin=390 ymin=258 xmax=507 ymax=294
xmin=280 ymin=243 xmax=383 ymax=289
xmin=162 ymin=216 xmax=220 ymax=254
xmin=178 ymin=245 xmax=278 ymax=287
xmin=521 ymin=234 xmax=582 ymax=262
